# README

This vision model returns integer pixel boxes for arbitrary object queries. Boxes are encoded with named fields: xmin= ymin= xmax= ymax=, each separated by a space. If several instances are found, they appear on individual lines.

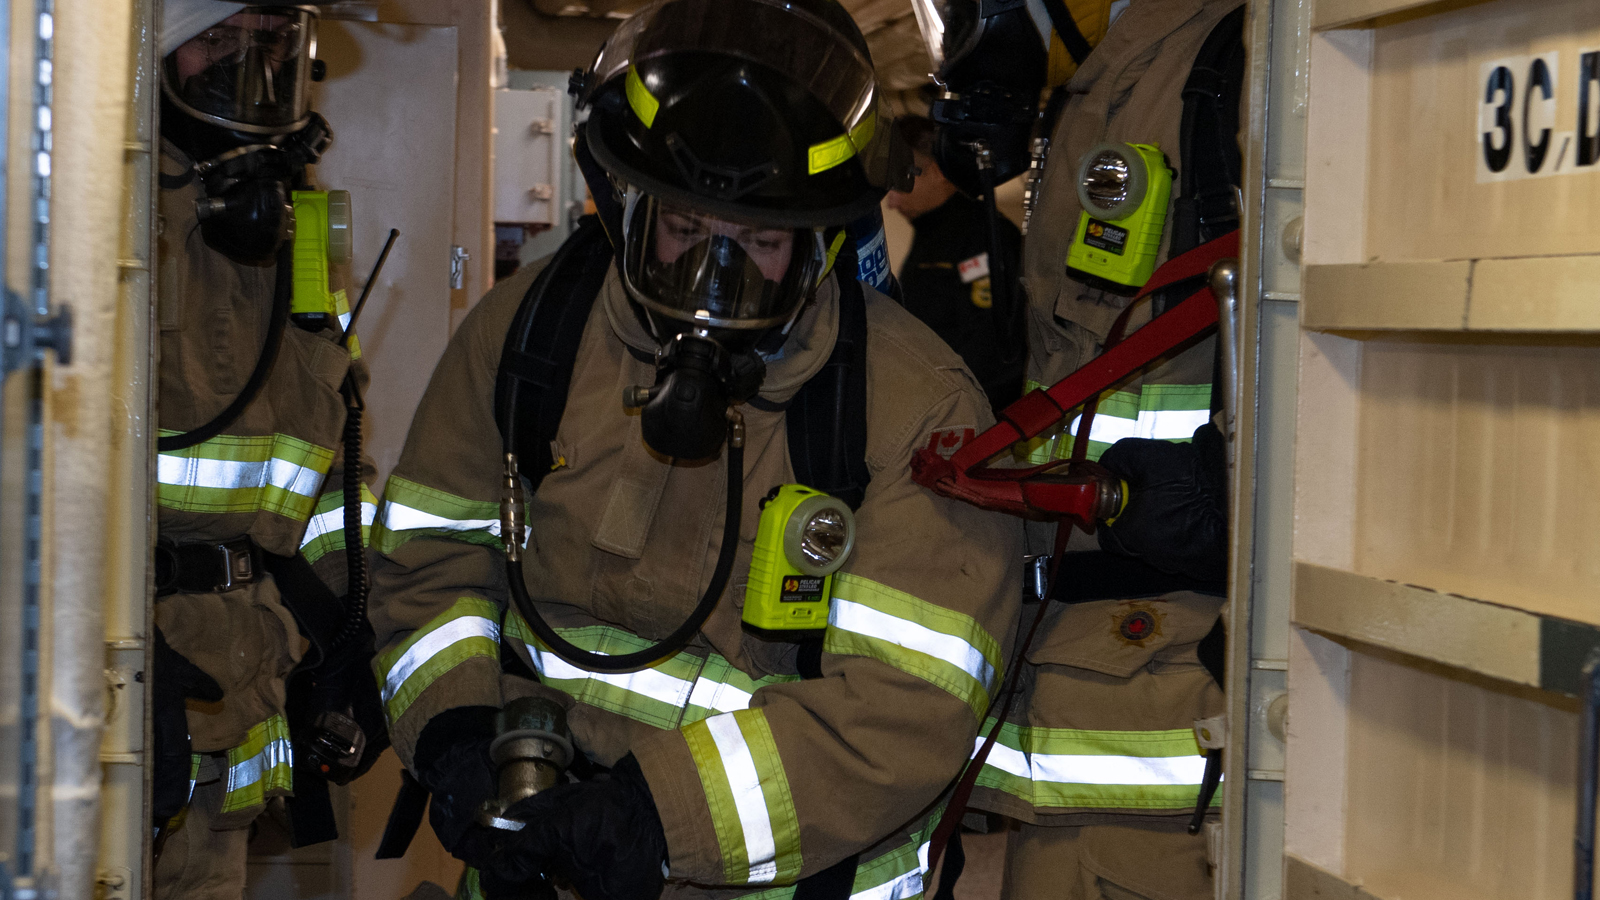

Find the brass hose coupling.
xmin=476 ymin=696 xmax=573 ymax=832
xmin=500 ymin=453 xmax=525 ymax=563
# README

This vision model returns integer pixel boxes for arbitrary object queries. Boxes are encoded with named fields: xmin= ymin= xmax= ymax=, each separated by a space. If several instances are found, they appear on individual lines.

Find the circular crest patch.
xmin=1119 ymin=610 xmax=1158 ymax=643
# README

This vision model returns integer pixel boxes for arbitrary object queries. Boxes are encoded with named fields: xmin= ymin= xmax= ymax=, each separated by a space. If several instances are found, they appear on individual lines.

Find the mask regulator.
xmin=1066 ymin=142 xmax=1173 ymax=295
xmin=743 ymin=485 xmax=857 ymax=638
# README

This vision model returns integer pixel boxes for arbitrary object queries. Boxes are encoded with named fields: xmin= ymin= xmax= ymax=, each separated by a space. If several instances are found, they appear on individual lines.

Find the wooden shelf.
xmin=1285 ymin=854 xmax=1388 ymax=900
xmin=1311 ymin=0 xmax=1463 ymax=30
xmin=1301 ymin=256 xmax=1600 ymax=334
xmin=1292 ymin=562 xmax=1600 ymax=696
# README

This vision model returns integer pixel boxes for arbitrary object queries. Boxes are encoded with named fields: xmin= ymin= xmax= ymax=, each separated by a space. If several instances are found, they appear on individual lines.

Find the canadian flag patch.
xmin=925 ymin=427 xmax=975 ymax=460
xmin=957 ymin=253 xmax=990 ymax=284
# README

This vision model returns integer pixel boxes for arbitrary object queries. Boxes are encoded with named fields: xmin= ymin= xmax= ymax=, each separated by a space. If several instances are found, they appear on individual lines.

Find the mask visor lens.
xmin=164 ymin=8 xmax=314 ymax=131
xmin=625 ymin=197 xmax=823 ymax=329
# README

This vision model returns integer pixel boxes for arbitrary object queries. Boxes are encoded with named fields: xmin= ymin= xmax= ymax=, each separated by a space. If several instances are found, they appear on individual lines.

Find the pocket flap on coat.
xmin=1024 ymin=592 xmax=1224 ymax=679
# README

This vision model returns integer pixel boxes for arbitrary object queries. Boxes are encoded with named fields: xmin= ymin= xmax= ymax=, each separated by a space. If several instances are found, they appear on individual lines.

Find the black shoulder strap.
xmin=786 ymin=241 xmax=872 ymax=512
xmin=1170 ymin=5 xmax=1247 ymax=257
xmin=1037 ymin=0 xmax=1094 ymax=67
xmin=493 ymin=216 xmax=614 ymax=490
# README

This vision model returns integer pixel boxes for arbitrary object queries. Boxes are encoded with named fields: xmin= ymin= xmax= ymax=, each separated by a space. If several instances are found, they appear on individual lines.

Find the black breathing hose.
xmin=503 ymin=434 xmax=744 ymax=672
xmin=158 ymin=242 xmax=293 ymax=452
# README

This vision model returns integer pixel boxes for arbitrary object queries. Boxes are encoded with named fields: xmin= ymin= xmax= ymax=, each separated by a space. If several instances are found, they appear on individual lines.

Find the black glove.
xmin=480 ymin=754 xmax=668 ymax=900
xmin=152 ymin=626 xmax=224 ymax=826
xmin=413 ymin=705 xmax=501 ymax=869
xmin=1097 ymin=422 xmax=1228 ymax=583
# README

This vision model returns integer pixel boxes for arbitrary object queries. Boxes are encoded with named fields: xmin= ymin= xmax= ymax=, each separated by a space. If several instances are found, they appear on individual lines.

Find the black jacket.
xmin=898 ymin=192 xmax=1024 ymax=411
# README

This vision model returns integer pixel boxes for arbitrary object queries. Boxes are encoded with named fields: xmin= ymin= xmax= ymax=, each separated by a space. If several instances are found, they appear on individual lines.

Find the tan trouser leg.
xmin=1002 ymin=819 xmax=1213 ymax=900
xmin=153 ymin=755 xmax=252 ymax=900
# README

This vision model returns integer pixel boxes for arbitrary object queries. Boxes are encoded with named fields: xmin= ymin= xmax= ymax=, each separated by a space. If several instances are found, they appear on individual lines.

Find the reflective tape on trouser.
xmin=823 ymin=572 xmax=1002 ymax=720
xmin=157 ymin=431 xmax=334 ymax=522
xmin=684 ymin=709 xmax=802 ymax=885
xmin=453 ymin=832 xmax=937 ymax=900
xmin=375 ymin=597 xmax=501 ymax=724
xmin=1020 ymin=383 xmax=1212 ymax=464
xmin=502 ymin=615 xmax=800 ymax=730
xmin=187 ymin=753 xmax=201 ymax=805
xmin=973 ymin=721 xmax=1215 ymax=810
xmin=373 ymin=475 xmax=523 ymax=555
xmin=736 ymin=828 xmax=937 ymax=900
xmin=220 ymin=715 xmax=294 ymax=814
xmin=299 ymin=483 xmax=378 ymax=564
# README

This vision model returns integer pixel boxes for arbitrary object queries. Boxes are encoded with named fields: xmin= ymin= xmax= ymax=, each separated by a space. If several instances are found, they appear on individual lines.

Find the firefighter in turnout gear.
xmin=152 ymin=2 xmax=385 ymax=895
xmin=364 ymin=0 xmax=1022 ymax=897
xmin=913 ymin=0 xmax=1245 ymax=898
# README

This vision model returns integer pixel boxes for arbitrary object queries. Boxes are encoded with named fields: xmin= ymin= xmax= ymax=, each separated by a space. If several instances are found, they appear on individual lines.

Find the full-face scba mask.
xmin=620 ymin=186 xmax=835 ymax=460
xmin=160 ymin=3 xmax=331 ymax=265
xmin=163 ymin=6 xmax=317 ymax=135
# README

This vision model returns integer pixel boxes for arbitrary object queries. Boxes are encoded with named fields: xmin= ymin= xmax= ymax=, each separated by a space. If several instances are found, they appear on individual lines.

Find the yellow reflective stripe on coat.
xmin=502 ymin=614 xmax=799 ymax=730
xmin=1020 ymin=382 xmax=1212 ymax=464
xmin=823 ymin=572 xmax=1002 ymax=719
xmin=973 ymin=720 xmax=1214 ymax=810
xmin=157 ymin=431 xmax=334 ymax=522
xmin=219 ymin=715 xmax=294 ymax=814
xmin=299 ymin=483 xmax=378 ymax=564
xmin=373 ymin=475 xmax=522 ymax=555
xmin=684 ymin=709 xmax=802 ymax=885
xmin=375 ymin=597 xmax=502 ymax=725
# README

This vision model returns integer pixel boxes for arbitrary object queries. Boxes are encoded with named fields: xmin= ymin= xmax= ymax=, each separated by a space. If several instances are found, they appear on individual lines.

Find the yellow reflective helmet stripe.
xmin=626 ymin=65 xmax=660 ymax=128
xmin=807 ymin=111 xmax=877 ymax=176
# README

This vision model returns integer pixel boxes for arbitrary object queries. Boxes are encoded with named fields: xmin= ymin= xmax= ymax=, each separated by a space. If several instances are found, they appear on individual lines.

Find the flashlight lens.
xmin=1083 ymin=151 xmax=1131 ymax=208
xmin=800 ymin=510 xmax=850 ymax=567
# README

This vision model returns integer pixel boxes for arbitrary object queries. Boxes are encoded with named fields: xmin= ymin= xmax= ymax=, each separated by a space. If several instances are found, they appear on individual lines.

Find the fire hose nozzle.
xmin=476 ymin=695 xmax=573 ymax=832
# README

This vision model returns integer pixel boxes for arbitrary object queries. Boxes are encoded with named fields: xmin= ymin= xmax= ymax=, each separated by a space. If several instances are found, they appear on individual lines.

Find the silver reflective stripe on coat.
xmin=706 ymin=713 xmax=780 ymax=884
xmin=830 ymin=599 xmax=995 ymax=690
xmin=300 ymin=499 xmax=377 ymax=550
xmin=157 ymin=455 xmax=325 ymax=498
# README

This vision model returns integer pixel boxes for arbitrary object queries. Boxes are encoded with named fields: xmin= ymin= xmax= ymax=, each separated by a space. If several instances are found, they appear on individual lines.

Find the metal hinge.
xmin=450 ymin=246 xmax=471 ymax=290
